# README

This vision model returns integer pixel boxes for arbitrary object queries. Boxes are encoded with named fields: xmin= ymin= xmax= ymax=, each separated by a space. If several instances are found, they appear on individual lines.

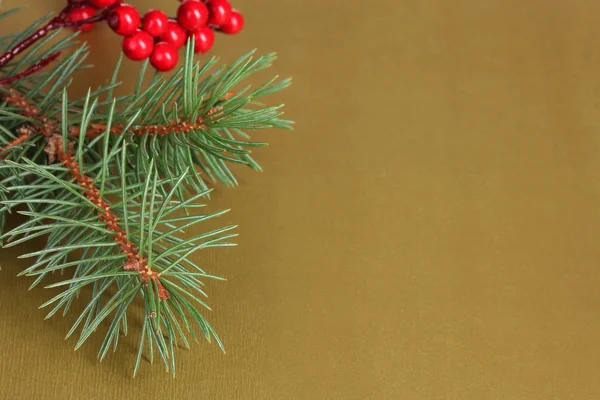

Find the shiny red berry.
xmin=177 ymin=0 xmax=209 ymax=31
xmin=68 ymin=7 xmax=96 ymax=32
xmin=108 ymin=3 xmax=140 ymax=36
xmin=207 ymin=0 xmax=232 ymax=26
xmin=220 ymin=10 xmax=244 ymax=34
xmin=161 ymin=21 xmax=187 ymax=49
xmin=90 ymin=0 xmax=118 ymax=7
xmin=190 ymin=26 xmax=214 ymax=54
xmin=142 ymin=9 xmax=169 ymax=37
xmin=122 ymin=30 xmax=154 ymax=61
xmin=150 ymin=42 xmax=179 ymax=72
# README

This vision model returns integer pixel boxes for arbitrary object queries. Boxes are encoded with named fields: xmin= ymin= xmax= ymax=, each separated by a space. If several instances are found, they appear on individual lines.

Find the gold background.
xmin=2 ymin=0 xmax=600 ymax=398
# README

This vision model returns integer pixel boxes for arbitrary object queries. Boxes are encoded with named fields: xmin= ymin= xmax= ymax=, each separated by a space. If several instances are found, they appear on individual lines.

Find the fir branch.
xmin=0 ymin=139 xmax=234 ymax=375
xmin=0 ymin=83 xmax=238 ymax=374
xmin=0 ymin=8 xmax=292 ymax=376
xmin=70 ymin=97 xmax=232 ymax=138
xmin=0 ymin=126 xmax=32 ymax=159
xmin=0 ymin=84 xmax=56 ymax=138
xmin=52 ymin=135 xmax=169 ymax=300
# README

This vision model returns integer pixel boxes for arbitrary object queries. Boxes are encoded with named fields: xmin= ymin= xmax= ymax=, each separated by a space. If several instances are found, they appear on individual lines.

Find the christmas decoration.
xmin=190 ymin=25 xmax=215 ymax=54
xmin=207 ymin=0 xmax=232 ymax=26
xmin=61 ymin=0 xmax=245 ymax=71
xmin=122 ymin=29 xmax=155 ymax=60
xmin=150 ymin=42 xmax=179 ymax=71
xmin=162 ymin=20 xmax=188 ymax=49
xmin=176 ymin=0 xmax=209 ymax=31
xmin=68 ymin=6 xmax=97 ymax=32
xmin=220 ymin=9 xmax=244 ymax=35
xmin=141 ymin=9 xmax=169 ymax=37
xmin=0 ymin=1 xmax=291 ymax=377
xmin=108 ymin=4 xmax=141 ymax=37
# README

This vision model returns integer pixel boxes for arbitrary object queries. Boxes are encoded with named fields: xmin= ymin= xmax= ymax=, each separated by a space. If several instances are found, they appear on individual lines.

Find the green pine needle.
xmin=0 ymin=8 xmax=292 ymax=376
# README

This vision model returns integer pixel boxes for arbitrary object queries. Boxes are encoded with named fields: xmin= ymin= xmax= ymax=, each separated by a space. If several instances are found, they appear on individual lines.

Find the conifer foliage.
xmin=0 ymin=6 xmax=291 ymax=376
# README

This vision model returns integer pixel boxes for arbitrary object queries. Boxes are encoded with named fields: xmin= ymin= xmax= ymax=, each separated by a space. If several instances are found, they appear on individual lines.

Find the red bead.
xmin=177 ymin=0 xmax=209 ymax=31
xmin=108 ymin=3 xmax=140 ymax=36
xmin=207 ymin=0 xmax=232 ymax=26
xmin=220 ymin=10 xmax=244 ymax=34
xmin=122 ymin=30 xmax=154 ymax=61
xmin=150 ymin=42 xmax=179 ymax=72
xmin=68 ymin=7 xmax=97 ymax=32
xmin=161 ymin=21 xmax=187 ymax=49
xmin=190 ymin=26 xmax=214 ymax=54
xmin=142 ymin=9 xmax=168 ymax=37
xmin=90 ymin=0 xmax=118 ymax=7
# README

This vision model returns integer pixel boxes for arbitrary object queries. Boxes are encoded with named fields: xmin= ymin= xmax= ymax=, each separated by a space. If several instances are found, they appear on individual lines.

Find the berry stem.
xmin=0 ymin=52 xmax=61 ymax=84
xmin=0 ymin=1 xmax=117 ymax=82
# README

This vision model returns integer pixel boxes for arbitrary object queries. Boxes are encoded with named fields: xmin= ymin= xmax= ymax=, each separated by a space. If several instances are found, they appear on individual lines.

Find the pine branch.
xmin=0 ymin=7 xmax=291 ymax=376
xmin=69 ymin=98 xmax=232 ymax=138
xmin=0 ymin=135 xmax=234 ymax=375
xmin=54 ymin=136 xmax=169 ymax=300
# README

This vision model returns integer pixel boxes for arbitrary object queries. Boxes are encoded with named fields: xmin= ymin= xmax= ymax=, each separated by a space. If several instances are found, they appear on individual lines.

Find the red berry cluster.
xmin=67 ymin=0 xmax=244 ymax=72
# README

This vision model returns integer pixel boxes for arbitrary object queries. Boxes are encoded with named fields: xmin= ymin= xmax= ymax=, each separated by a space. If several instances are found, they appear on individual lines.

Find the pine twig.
xmin=0 ymin=126 xmax=32 ymax=159
xmin=0 ymin=84 xmax=56 ymax=157
xmin=71 ymin=109 xmax=223 ymax=138
xmin=52 ymin=136 xmax=169 ymax=300
xmin=2 ymin=84 xmax=170 ymax=300
xmin=70 ymin=92 xmax=234 ymax=139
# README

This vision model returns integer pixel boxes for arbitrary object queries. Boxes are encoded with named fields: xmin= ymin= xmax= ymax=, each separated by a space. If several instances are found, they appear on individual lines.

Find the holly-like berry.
xmin=108 ymin=3 xmax=141 ymax=36
xmin=150 ymin=42 xmax=179 ymax=72
xmin=161 ymin=21 xmax=187 ymax=49
xmin=190 ymin=26 xmax=214 ymax=54
xmin=207 ymin=0 xmax=232 ymax=26
xmin=68 ymin=7 xmax=97 ymax=32
xmin=142 ymin=9 xmax=169 ymax=37
xmin=90 ymin=0 xmax=118 ymax=7
xmin=177 ymin=0 xmax=209 ymax=31
xmin=220 ymin=9 xmax=244 ymax=34
xmin=122 ymin=30 xmax=154 ymax=61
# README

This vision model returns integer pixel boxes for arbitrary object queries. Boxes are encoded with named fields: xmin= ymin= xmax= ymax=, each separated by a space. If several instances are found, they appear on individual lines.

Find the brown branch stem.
xmin=55 ymin=141 xmax=169 ymax=300
xmin=0 ymin=84 xmax=57 ymax=138
xmin=0 ymin=127 xmax=32 ymax=159
xmin=70 ymin=105 xmax=227 ymax=139
xmin=1 ymin=85 xmax=169 ymax=300
xmin=71 ymin=117 xmax=211 ymax=138
xmin=55 ymin=140 xmax=169 ymax=300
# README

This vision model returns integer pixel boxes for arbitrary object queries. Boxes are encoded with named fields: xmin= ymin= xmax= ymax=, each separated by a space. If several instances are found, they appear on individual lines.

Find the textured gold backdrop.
xmin=2 ymin=0 xmax=600 ymax=399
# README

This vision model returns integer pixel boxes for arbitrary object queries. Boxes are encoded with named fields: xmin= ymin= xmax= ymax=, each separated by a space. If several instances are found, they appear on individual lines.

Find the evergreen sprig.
xmin=0 ymin=8 xmax=291 ymax=376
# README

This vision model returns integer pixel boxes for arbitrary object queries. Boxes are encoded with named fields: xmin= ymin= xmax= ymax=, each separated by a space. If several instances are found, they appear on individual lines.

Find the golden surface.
xmin=2 ymin=0 xmax=600 ymax=398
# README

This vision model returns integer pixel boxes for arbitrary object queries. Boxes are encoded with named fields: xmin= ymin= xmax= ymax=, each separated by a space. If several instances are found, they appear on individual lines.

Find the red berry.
xmin=122 ymin=30 xmax=154 ymax=61
xmin=190 ymin=26 xmax=214 ymax=54
xmin=207 ymin=0 xmax=232 ymax=26
xmin=141 ymin=10 xmax=168 ymax=37
xmin=150 ymin=42 xmax=179 ymax=72
xmin=220 ymin=10 xmax=244 ymax=34
xmin=68 ymin=7 xmax=96 ymax=32
xmin=177 ymin=0 xmax=209 ymax=31
xmin=90 ymin=0 xmax=118 ymax=7
xmin=108 ymin=3 xmax=140 ymax=36
xmin=161 ymin=21 xmax=187 ymax=49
